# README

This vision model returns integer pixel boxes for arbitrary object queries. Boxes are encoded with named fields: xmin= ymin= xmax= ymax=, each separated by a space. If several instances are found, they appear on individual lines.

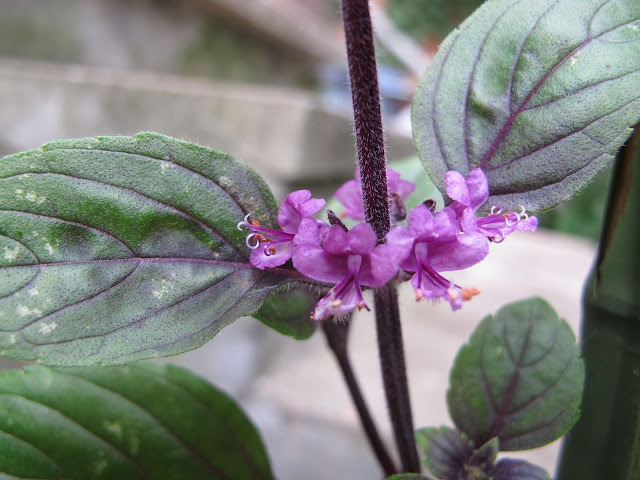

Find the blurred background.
xmin=0 ymin=0 xmax=609 ymax=478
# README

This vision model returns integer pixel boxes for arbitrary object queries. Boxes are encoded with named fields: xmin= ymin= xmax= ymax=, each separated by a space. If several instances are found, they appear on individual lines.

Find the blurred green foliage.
xmin=537 ymin=168 xmax=610 ymax=241
xmin=387 ymin=0 xmax=485 ymax=40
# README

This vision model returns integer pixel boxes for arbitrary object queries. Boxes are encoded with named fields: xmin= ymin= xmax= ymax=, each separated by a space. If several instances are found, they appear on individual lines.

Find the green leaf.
xmin=0 ymin=133 xmax=292 ymax=365
xmin=493 ymin=459 xmax=550 ymax=480
xmin=447 ymin=297 xmax=584 ymax=451
xmin=252 ymin=287 xmax=317 ymax=340
xmin=412 ymin=0 xmax=640 ymax=212
xmin=0 ymin=362 xmax=275 ymax=480
xmin=416 ymin=427 xmax=474 ymax=480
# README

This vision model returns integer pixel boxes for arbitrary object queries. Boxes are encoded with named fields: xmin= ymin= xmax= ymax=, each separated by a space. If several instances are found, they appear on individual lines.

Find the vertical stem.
xmin=341 ymin=0 xmax=420 ymax=473
xmin=322 ymin=320 xmax=399 ymax=476
xmin=341 ymin=0 xmax=390 ymax=241
xmin=374 ymin=283 xmax=421 ymax=473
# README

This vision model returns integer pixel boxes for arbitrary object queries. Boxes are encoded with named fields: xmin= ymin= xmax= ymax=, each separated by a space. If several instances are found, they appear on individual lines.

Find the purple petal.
xmin=362 ymin=245 xmax=401 ymax=286
xmin=465 ymin=168 xmax=489 ymax=208
xmin=323 ymin=225 xmax=349 ymax=255
xmin=407 ymin=203 xmax=436 ymax=237
xmin=293 ymin=218 xmax=326 ymax=246
xmin=292 ymin=243 xmax=348 ymax=283
xmin=250 ymin=240 xmax=295 ymax=269
xmin=278 ymin=190 xmax=326 ymax=233
xmin=445 ymin=171 xmax=471 ymax=205
xmin=429 ymin=232 xmax=489 ymax=272
xmin=518 ymin=215 xmax=539 ymax=232
xmin=347 ymin=223 xmax=377 ymax=255
xmin=335 ymin=179 xmax=365 ymax=221
xmin=385 ymin=226 xmax=414 ymax=264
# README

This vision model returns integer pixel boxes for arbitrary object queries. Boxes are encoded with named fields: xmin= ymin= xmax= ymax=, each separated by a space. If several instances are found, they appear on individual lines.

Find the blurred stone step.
xmin=0 ymin=58 xmax=414 ymax=198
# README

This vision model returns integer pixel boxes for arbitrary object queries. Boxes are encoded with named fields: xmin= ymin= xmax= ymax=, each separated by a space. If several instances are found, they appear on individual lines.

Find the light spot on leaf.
xmin=9 ymin=334 xmax=16 ymax=344
xmin=152 ymin=278 xmax=174 ymax=299
xmin=15 ymin=188 xmax=24 ymax=199
xmin=104 ymin=421 xmax=123 ymax=440
xmin=44 ymin=243 xmax=55 ymax=255
xmin=3 ymin=246 xmax=20 ymax=261
xmin=38 ymin=322 xmax=58 ymax=334
xmin=93 ymin=458 xmax=108 ymax=475
xmin=570 ymin=52 xmax=580 ymax=66
xmin=17 ymin=305 xmax=43 ymax=318
xmin=129 ymin=434 xmax=140 ymax=456
xmin=28 ymin=287 xmax=39 ymax=296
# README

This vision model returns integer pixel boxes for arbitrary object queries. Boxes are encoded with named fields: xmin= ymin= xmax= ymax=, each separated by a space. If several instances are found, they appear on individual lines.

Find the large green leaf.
xmin=413 ymin=0 xmax=640 ymax=212
xmin=0 ymin=133 xmax=293 ymax=365
xmin=447 ymin=298 xmax=584 ymax=450
xmin=0 ymin=363 xmax=275 ymax=480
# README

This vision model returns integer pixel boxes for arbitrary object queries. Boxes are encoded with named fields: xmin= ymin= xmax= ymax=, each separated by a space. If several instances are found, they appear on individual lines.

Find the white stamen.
xmin=517 ymin=205 xmax=528 ymax=221
xmin=237 ymin=213 xmax=251 ymax=230
xmin=245 ymin=233 xmax=261 ymax=249
xmin=490 ymin=206 xmax=502 ymax=215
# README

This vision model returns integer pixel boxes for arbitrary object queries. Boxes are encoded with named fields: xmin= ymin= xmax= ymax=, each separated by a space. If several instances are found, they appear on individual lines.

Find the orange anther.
xmin=461 ymin=287 xmax=481 ymax=301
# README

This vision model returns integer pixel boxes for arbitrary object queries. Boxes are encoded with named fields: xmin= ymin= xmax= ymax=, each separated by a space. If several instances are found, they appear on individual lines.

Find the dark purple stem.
xmin=341 ymin=0 xmax=420 ymax=473
xmin=341 ymin=0 xmax=390 ymax=241
xmin=373 ymin=283 xmax=420 ymax=473
xmin=322 ymin=320 xmax=398 ymax=476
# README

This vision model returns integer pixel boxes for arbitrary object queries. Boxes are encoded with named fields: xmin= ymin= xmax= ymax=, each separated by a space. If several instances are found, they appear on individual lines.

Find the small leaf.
xmin=413 ymin=0 xmax=640 ymax=212
xmin=0 ymin=363 xmax=275 ymax=480
xmin=0 ymin=133 xmax=294 ymax=365
xmin=447 ymin=297 xmax=584 ymax=450
xmin=252 ymin=287 xmax=317 ymax=340
xmin=493 ymin=459 xmax=551 ymax=480
xmin=416 ymin=426 xmax=473 ymax=480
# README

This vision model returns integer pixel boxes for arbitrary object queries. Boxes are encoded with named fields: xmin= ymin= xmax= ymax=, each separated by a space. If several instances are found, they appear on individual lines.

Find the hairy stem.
xmin=341 ymin=0 xmax=390 ymax=241
xmin=322 ymin=320 xmax=398 ymax=476
xmin=341 ymin=0 xmax=419 ymax=473
xmin=374 ymin=284 xmax=420 ymax=473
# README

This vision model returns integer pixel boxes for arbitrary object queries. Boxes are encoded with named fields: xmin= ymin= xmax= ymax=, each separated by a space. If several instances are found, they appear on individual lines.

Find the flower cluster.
xmin=238 ymin=168 xmax=537 ymax=320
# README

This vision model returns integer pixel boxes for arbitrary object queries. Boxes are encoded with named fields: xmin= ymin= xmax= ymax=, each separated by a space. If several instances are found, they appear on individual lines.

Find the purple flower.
xmin=401 ymin=203 xmax=488 ymax=310
xmin=335 ymin=168 xmax=415 ymax=221
xmin=237 ymin=190 xmax=325 ymax=269
xmin=293 ymin=220 xmax=412 ymax=320
xmin=445 ymin=168 xmax=538 ymax=242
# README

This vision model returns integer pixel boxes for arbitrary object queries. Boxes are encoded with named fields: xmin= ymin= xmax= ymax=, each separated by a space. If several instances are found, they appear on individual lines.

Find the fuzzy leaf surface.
xmin=413 ymin=0 xmax=640 ymax=212
xmin=0 ymin=133 xmax=291 ymax=365
xmin=447 ymin=297 xmax=584 ymax=450
xmin=0 ymin=363 xmax=275 ymax=480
